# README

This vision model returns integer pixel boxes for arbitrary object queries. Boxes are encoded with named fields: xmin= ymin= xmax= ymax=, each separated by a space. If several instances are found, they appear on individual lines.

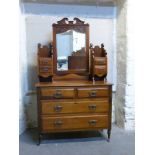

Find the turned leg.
xmin=107 ymin=129 xmax=111 ymax=142
xmin=37 ymin=134 xmax=42 ymax=145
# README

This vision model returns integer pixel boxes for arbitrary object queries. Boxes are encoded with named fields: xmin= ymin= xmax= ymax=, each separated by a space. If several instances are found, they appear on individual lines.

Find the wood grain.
xmin=41 ymin=114 xmax=109 ymax=132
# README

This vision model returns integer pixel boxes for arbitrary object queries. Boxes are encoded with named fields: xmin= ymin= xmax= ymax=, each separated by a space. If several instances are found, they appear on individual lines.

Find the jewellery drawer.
xmin=39 ymin=58 xmax=52 ymax=66
xmin=41 ymin=114 xmax=109 ymax=132
xmin=94 ymin=57 xmax=107 ymax=65
xmin=77 ymin=87 xmax=109 ymax=98
xmin=94 ymin=65 xmax=107 ymax=77
xmin=41 ymin=99 xmax=109 ymax=114
xmin=39 ymin=66 xmax=52 ymax=73
xmin=40 ymin=88 xmax=75 ymax=99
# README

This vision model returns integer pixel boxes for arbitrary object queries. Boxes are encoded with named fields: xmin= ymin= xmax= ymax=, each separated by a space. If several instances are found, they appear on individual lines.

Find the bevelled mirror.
xmin=53 ymin=18 xmax=89 ymax=76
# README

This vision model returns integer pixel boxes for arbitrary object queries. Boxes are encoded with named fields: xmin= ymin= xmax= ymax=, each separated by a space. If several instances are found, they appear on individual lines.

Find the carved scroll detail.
xmin=57 ymin=18 xmax=69 ymax=24
xmin=55 ymin=17 xmax=86 ymax=25
xmin=74 ymin=18 xmax=85 ymax=24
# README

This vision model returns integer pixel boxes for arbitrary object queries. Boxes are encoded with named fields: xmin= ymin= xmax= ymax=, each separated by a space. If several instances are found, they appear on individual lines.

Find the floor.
xmin=19 ymin=125 xmax=135 ymax=155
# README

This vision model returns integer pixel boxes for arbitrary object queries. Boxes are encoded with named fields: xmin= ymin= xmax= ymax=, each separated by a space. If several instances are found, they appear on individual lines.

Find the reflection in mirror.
xmin=56 ymin=30 xmax=86 ymax=71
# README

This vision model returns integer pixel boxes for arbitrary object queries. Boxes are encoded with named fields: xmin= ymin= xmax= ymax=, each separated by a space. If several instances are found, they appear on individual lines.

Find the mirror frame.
xmin=52 ymin=18 xmax=89 ymax=76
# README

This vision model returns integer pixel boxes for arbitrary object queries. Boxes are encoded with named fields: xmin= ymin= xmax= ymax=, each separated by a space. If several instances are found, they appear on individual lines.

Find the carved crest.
xmin=90 ymin=43 xmax=107 ymax=57
xmin=57 ymin=18 xmax=68 ymax=24
xmin=54 ymin=17 xmax=87 ymax=25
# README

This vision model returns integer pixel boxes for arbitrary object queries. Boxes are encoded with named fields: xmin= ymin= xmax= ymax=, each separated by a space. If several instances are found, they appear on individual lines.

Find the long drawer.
xmin=77 ymin=87 xmax=109 ymax=98
xmin=40 ymin=88 xmax=75 ymax=99
xmin=41 ymin=99 xmax=109 ymax=114
xmin=41 ymin=115 xmax=109 ymax=132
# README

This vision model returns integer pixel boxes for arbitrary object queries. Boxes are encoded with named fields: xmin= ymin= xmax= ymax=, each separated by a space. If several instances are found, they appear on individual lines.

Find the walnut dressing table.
xmin=36 ymin=18 xmax=112 ymax=145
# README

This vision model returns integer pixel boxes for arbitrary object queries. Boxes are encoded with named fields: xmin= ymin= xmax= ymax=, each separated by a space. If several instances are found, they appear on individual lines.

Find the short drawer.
xmin=94 ymin=57 xmax=107 ymax=65
xmin=41 ymin=99 xmax=109 ymax=114
xmin=41 ymin=115 xmax=109 ymax=132
xmin=39 ymin=58 xmax=52 ymax=66
xmin=77 ymin=87 xmax=109 ymax=98
xmin=40 ymin=88 xmax=75 ymax=99
xmin=39 ymin=66 xmax=52 ymax=73
xmin=94 ymin=65 xmax=107 ymax=77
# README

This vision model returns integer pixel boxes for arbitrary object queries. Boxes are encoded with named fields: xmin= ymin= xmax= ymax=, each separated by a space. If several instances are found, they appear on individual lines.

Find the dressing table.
xmin=36 ymin=18 xmax=112 ymax=145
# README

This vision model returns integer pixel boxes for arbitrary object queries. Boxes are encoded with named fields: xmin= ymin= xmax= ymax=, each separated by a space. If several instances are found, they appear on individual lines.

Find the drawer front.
xmin=41 ymin=99 xmax=109 ymax=114
xmin=41 ymin=115 xmax=109 ymax=131
xmin=94 ymin=65 xmax=107 ymax=77
xmin=78 ymin=87 xmax=109 ymax=98
xmin=40 ymin=88 xmax=75 ymax=99
xmin=39 ymin=58 xmax=52 ymax=66
xmin=94 ymin=57 xmax=107 ymax=65
xmin=39 ymin=66 xmax=52 ymax=73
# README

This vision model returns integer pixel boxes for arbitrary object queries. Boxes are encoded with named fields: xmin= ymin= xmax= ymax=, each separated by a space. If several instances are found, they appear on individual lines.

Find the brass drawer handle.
xmin=53 ymin=90 xmax=62 ymax=98
xmin=89 ymin=120 xmax=97 ymax=126
xmin=88 ymin=104 xmax=96 ymax=111
xmin=54 ymin=105 xmax=63 ymax=112
xmin=54 ymin=120 xmax=63 ymax=127
xmin=89 ymin=90 xmax=97 ymax=97
xmin=42 ymin=67 xmax=49 ymax=71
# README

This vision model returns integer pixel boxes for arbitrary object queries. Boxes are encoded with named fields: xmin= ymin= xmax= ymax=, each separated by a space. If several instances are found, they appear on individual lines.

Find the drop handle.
xmin=54 ymin=120 xmax=63 ymax=127
xmin=88 ymin=104 xmax=96 ymax=110
xmin=42 ymin=67 xmax=49 ymax=71
xmin=53 ymin=90 xmax=62 ymax=98
xmin=54 ymin=105 xmax=63 ymax=112
xmin=89 ymin=120 xmax=98 ymax=126
xmin=89 ymin=90 xmax=97 ymax=97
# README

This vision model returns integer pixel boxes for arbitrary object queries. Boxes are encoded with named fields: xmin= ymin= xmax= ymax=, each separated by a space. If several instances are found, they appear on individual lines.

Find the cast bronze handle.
xmin=54 ymin=120 xmax=63 ymax=127
xmin=53 ymin=90 xmax=62 ymax=98
xmin=42 ymin=67 xmax=49 ymax=71
xmin=88 ymin=104 xmax=96 ymax=111
xmin=54 ymin=105 xmax=63 ymax=112
xmin=89 ymin=120 xmax=97 ymax=126
xmin=89 ymin=90 xmax=97 ymax=97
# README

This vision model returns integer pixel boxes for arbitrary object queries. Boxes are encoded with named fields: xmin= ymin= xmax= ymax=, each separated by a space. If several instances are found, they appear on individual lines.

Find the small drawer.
xmin=78 ymin=87 xmax=109 ymax=98
xmin=39 ymin=58 xmax=52 ymax=66
xmin=39 ymin=66 xmax=52 ymax=73
xmin=41 ymin=115 xmax=109 ymax=132
xmin=94 ymin=65 xmax=107 ymax=77
xmin=94 ymin=57 xmax=107 ymax=65
xmin=40 ymin=88 xmax=75 ymax=99
xmin=41 ymin=99 xmax=109 ymax=114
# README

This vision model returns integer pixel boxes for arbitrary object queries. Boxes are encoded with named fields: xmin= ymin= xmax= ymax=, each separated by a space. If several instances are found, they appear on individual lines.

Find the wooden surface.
xmin=36 ymin=81 xmax=112 ymax=87
xmin=37 ymin=43 xmax=53 ymax=81
xmin=36 ymin=81 xmax=112 ymax=135
xmin=40 ymin=88 xmax=75 ymax=98
xmin=41 ymin=99 xmax=109 ymax=114
xmin=41 ymin=114 xmax=109 ymax=132
xmin=36 ymin=18 xmax=112 ymax=144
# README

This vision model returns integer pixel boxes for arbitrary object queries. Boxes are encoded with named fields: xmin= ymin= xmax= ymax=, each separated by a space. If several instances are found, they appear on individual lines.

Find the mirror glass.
xmin=56 ymin=30 xmax=86 ymax=71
